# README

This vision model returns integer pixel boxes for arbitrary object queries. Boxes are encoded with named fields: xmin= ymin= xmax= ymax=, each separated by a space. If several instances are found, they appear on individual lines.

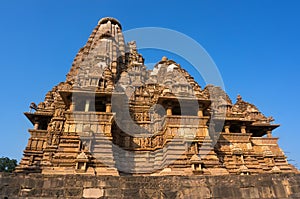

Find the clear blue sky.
xmin=0 ymin=1 xmax=299 ymax=168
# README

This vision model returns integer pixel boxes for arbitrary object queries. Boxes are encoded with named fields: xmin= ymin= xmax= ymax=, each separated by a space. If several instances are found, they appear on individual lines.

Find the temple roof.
xmin=41 ymin=17 xmax=276 ymax=127
xmin=66 ymin=17 xmax=126 ymax=84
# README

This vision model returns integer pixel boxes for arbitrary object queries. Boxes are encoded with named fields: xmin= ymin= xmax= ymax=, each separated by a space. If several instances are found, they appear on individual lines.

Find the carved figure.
xmin=29 ymin=102 xmax=37 ymax=112
xmin=54 ymin=108 xmax=63 ymax=117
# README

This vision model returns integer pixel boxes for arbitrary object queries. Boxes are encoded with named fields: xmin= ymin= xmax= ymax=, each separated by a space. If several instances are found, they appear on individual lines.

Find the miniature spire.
xmin=237 ymin=94 xmax=242 ymax=102
xmin=161 ymin=56 xmax=168 ymax=61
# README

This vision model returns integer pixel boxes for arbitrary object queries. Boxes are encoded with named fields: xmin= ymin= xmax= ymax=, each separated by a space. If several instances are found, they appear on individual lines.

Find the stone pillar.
xmin=241 ymin=126 xmax=247 ymax=134
xmin=194 ymin=143 xmax=198 ymax=154
xmin=28 ymin=138 xmax=33 ymax=148
xmin=70 ymin=102 xmax=76 ymax=111
xmin=34 ymin=122 xmax=39 ymax=130
xmin=85 ymin=100 xmax=90 ymax=112
xmin=106 ymin=103 xmax=112 ymax=113
xmin=197 ymin=109 xmax=203 ymax=117
xmin=267 ymin=130 xmax=272 ymax=138
xmin=125 ymin=137 xmax=130 ymax=148
xmin=166 ymin=106 xmax=172 ymax=116
xmin=241 ymin=155 xmax=245 ymax=164
xmin=224 ymin=125 xmax=230 ymax=134
xmin=185 ymin=142 xmax=189 ymax=152
xmin=204 ymin=127 xmax=209 ymax=136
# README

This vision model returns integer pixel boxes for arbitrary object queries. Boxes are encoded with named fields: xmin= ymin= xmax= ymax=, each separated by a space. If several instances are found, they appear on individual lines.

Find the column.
xmin=185 ymin=142 xmax=189 ymax=152
xmin=241 ymin=155 xmax=245 ymax=164
xmin=195 ymin=142 xmax=198 ymax=154
xmin=224 ymin=125 xmax=230 ymax=134
xmin=106 ymin=103 xmax=112 ymax=113
xmin=267 ymin=130 xmax=272 ymax=138
xmin=204 ymin=127 xmax=209 ymax=136
xmin=70 ymin=101 xmax=76 ymax=111
xmin=197 ymin=108 xmax=203 ymax=117
xmin=125 ymin=136 xmax=130 ymax=148
xmin=85 ymin=100 xmax=90 ymax=112
xmin=166 ymin=106 xmax=172 ymax=116
xmin=241 ymin=126 xmax=247 ymax=134
xmin=34 ymin=121 xmax=39 ymax=130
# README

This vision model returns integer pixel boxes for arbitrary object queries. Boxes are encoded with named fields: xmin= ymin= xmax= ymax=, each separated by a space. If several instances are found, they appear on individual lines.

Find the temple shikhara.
xmin=16 ymin=17 xmax=296 ymax=176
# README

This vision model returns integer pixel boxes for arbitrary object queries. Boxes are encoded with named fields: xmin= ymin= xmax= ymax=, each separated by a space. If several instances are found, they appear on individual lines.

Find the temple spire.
xmin=66 ymin=17 xmax=126 ymax=85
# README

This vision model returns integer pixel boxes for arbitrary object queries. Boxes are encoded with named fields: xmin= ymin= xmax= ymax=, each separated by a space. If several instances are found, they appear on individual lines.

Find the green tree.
xmin=0 ymin=157 xmax=17 ymax=173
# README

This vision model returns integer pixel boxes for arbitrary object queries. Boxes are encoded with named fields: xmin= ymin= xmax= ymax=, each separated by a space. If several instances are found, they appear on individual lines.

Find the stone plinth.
xmin=1 ymin=173 xmax=300 ymax=198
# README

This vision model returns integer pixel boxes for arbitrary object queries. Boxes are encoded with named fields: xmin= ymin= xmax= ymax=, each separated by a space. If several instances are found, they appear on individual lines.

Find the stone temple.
xmin=16 ymin=17 xmax=296 ymax=176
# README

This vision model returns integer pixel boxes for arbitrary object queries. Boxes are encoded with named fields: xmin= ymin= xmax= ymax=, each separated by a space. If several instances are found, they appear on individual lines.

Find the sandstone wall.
xmin=0 ymin=173 xmax=299 ymax=198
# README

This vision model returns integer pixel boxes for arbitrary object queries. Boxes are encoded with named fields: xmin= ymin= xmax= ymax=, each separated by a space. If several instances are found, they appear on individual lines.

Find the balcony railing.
xmin=251 ymin=137 xmax=278 ymax=145
xmin=161 ymin=115 xmax=209 ymax=127
xmin=65 ymin=111 xmax=114 ymax=122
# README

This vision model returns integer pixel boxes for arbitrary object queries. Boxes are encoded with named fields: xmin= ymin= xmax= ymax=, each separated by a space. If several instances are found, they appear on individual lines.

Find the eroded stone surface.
xmin=1 ymin=173 xmax=300 ymax=198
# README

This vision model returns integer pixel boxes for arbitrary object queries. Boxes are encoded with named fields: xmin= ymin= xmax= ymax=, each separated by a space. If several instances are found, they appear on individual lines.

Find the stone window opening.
xmin=172 ymin=106 xmax=181 ymax=115
xmin=171 ymin=105 xmax=198 ymax=116
xmin=239 ymin=164 xmax=250 ymax=175
xmin=37 ymin=119 xmax=50 ymax=130
xmin=95 ymin=101 xmax=106 ymax=112
xmin=240 ymin=171 xmax=250 ymax=175
xmin=75 ymin=151 xmax=89 ymax=172
xmin=77 ymin=162 xmax=85 ymax=170
xmin=74 ymin=99 xmax=85 ymax=112
xmin=74 ymin=97 xmax=107 ymax=112
xmin=192 ymin=163 xmax=203 ymax=171
xmin=229 ymin=125 xmax=240 ymax=134
xmin=38 ymin=121 xmax=48 ymax=130
xmin=98 ymin=78 xmax=106 ymax=88
xmin=190 ymin=154 xmax=203 ymax=173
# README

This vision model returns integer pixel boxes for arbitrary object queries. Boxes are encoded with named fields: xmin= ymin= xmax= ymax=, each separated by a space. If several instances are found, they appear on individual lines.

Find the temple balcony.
xmin=159 ymin=115 xmax=210 ymax=139
xmin=28 ymin=129 xmax=48 ymax=137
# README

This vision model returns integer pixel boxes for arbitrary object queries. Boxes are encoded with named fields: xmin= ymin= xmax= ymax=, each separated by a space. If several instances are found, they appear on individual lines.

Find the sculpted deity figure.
xmin=140 ymin=138 xmax=145 ymax=148
xmin=52 ymin=133 xmax=59 ymax=145
xmin=47 ymin=133 xmax=53 ymax=145
xmin=54 ymin=108 xmax=63 ymax=117
xmin=144 ymin=138 xmax=149 ymax=148
xmin=159 ymin=136 xmax=163 ymax=146
xmin=38 ymin=102 xmax=45 ymax=109
xmin=47 ymin=122 xmax=53 ymax=133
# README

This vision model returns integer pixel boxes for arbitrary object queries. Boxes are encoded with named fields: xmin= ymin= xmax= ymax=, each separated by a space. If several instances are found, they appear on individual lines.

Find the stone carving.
xmin=29 ymin=102 xmax=37 ymax=112
xmin=54 ymin=108 xmax=63 ymax=117
xmin=51 ymin=133 xmax=60 ymax=145
xmin=37 ymin=102 xmax=45 ymax=109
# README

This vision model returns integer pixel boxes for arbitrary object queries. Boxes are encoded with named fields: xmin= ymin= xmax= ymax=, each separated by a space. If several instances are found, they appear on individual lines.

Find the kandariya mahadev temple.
xmin=15 ymin=17 xmax=297 ymax=177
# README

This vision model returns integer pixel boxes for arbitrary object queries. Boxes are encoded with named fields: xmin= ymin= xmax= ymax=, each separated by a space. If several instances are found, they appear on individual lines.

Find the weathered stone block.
xmin=83 ymin=188 xmax=104 ymax=198
xmin=64 ymin=188 xmax=82 ymax=197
